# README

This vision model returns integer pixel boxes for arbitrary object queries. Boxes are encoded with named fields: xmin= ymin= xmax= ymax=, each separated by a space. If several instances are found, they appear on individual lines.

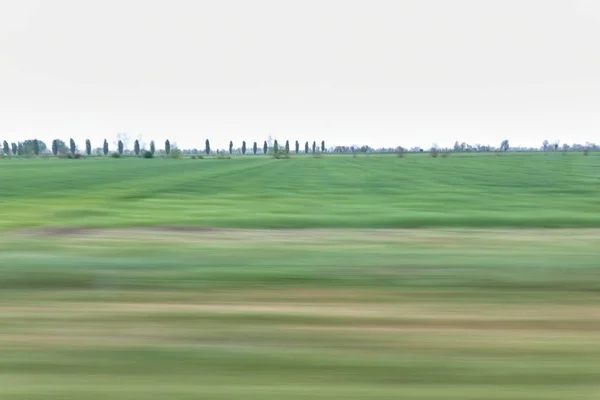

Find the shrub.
xmin=111 ymin=152 xmax=121 ymax=158
xmin=142 ymin=150 xmax=154 ymax=159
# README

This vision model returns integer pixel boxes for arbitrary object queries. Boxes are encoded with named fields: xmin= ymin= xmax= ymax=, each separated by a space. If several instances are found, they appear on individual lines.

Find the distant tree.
xmin=150 ymin=140 xmax=155 ymax=155
xmin=500 ymin=139 xmax=510 ymax=152
xmin=17 ymin=142 xmax=24 ymax=156
xmin=2 ymin=140 xmax=9 ymax=155
xmin=85 ymin=139 xmax=92 ymax=156
xmin=69 ymin=138 xmax=76 ymax=155
xmin=305 ymin=142 xmax=309 ymax=154
xmin=242 ymin=141 xmax=247 ymax=155
xmin=134 ymin=139 xmax=140 ymax=156
xmin=17 ymin=140 xmax=46 ymax=155
xmin=321 ymin=141 xmax=325 ymax=153
xmin=205 ymin=139 xmax=210 ymax=155
xmin=11 ymin=143 xmax=17 ymax=156
xmin=103 ymin=139 xmax=109 ymax=156
xmin=118 ymin=140 xmax=124 ymax=155
xmin=285 ymin=140 xmax=290 ymax=155
xmin=52 ymin=139 xmax=67 ymax=155
xmin=165 ymin=140 xmax=170 ymax=155
xmin=542 ymin=140 xmax=549 ymax=151
xmin=312 ymin=141 xmax=316 ymax=154
xmin=263 ymin=141 xmax=268 ymax=154
xmin=295 ymin=140 xmax=299 ymax=154
xmin=273 ymin=140 xmax=279 ymax=154
xmin=453 ymin=141 xmax=461 ymax=152
xmin=229 ymin=141 xmax=233 ymax=154
xmin=253 ymin=141 xmax=257 ymax=155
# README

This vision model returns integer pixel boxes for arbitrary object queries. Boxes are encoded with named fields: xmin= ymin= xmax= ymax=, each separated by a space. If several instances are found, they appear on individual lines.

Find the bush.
xmin=217 ymin=154 xmax=231 ymax=159
xmin=142 ymin=151 xmax=154 ymax=159
xmin=111 ymin=152 xmax=121 ymax=158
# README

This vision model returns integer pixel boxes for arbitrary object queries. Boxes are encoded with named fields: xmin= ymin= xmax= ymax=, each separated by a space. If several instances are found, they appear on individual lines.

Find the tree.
xmin=242 ymin=141 xmax=247 ymax=155
xmin=253 ymin=142 xmax=257 ymax=155
xmin=205 ymin=139 xmax=210 ymax=155
xmin=17 ymin=142 xmax=24 ymax=156
xmin=273 ymin=140 xmax=279 ymax=154
xmin=542 ymin=140 xmax=549 ymax=151
xmin=85 ymin=139 xmax=92 ymax=156
xmin=312 ymin=141 xmax=316 ymax=154
xmin=305 ymin=141 xmax=309 ymax=154
xmin=19 ymin=140 xmax=46 ymax=155
xmin=11 ymin=143 xmax=17 ymax=156
xmin=103 ymin=139 xmax=109 ymax=156
xmin=263 ymin=141 xmax=268 ymax=154
xmin=134 ymin=139 xmax=140 ymax=156
xmin=229 ymin=141 xmax=233 ymax=154
xmin=52 ymin=139 xmax=67 ymax=155
xmin=118 ymin=140 xmax=124 ymax=155
xmin=165 ymin=140 xmax=171 ymax=155
xmin=150 ymin=140 xmax=155 ymax=155
xmin=69 ymin=138 xmax=76 ymax=155
xmin=295 ymin=140 xmax=299 ymax=154
xmin=321 ymin=141 xmax=325 ymax=153
xmin=500 ymin=139 xmax=510 ymax=152
xmin=2 ymin=141 xmax=9 ymax=155
xmin=285 ymin=140 xmax=290 ymax=155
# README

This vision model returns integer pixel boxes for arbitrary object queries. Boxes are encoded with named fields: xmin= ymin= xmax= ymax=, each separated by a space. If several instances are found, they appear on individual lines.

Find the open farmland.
xmin=1 ymin=152 xmax=600 ymax=230
xmin=1 ymin=154 xmax=599 ymax=399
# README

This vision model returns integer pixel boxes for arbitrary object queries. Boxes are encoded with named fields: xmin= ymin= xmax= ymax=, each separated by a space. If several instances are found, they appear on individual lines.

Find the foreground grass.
xmin=1 ymin=229 xmax=599 ymax=399
xmin=1 ymin=153 xmax=600 ymax=229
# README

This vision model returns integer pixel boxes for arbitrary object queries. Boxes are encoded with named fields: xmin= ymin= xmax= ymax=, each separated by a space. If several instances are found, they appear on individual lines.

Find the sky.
xmin=1 ymin=0 xmax=599 ymax=150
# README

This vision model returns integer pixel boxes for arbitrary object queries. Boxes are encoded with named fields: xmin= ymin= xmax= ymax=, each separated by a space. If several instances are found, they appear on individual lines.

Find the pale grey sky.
xmin=1 ymin=0 xmax=599 ymax=150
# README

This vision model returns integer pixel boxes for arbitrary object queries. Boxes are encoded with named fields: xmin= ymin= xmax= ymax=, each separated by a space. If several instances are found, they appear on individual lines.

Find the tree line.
xmin=1 ymin=137 xmax=597 ymax=157
xmin=0 ymin=138 xmax=329 ymax=157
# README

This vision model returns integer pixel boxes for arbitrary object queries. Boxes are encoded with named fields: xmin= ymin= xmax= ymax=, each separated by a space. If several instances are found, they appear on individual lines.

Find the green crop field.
xmin=1 ymin=153 xmax=599 ymax=399
xmin=0 ymin=152 xmax=599 ymax=230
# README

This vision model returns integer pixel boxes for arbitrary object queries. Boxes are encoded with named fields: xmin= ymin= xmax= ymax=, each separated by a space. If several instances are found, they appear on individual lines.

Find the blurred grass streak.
xmin=0 ymin=229 xmax=599 ymax=399
xmin=1 ymin=153 xmax=600 ymax=229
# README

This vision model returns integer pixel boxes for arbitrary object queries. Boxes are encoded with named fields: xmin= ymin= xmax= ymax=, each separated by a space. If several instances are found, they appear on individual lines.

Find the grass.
xmin=1 ymin=153 xmax=599 ymax=398
xmin=1 ymin=229 xmax=600 ymax=399
xmin=0 ymin=152 xmax=599 ymax=230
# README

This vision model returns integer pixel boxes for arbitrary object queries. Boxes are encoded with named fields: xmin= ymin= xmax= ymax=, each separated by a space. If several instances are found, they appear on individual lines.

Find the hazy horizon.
xmin=1 ymin=0 xmax=599 ymax=150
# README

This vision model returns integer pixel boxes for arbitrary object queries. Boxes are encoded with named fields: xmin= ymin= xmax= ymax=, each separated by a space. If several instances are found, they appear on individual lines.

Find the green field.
xmin=1 ymin=152 xmax=599 ymax=230
xmin=1 ymin=154 xmax=599 ymax=399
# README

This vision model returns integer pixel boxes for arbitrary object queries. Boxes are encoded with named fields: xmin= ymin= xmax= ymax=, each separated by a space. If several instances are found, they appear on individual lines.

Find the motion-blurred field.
xmin=1 ymin=155 xmax=599 ymax=399
xmin=1 ymin=153 xmax=599 ymax=229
